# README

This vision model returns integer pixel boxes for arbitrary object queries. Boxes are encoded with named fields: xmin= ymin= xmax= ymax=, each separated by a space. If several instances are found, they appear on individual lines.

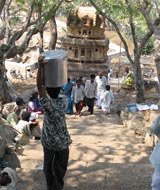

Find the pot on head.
xmin=41 ymin=50 xmax=67 ymax=88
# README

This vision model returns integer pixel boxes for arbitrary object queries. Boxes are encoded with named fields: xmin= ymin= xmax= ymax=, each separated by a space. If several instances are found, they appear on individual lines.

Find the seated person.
xmin=6 ymin=106 xmax=20 ymax=127
xmin=29 ymin=112 xmax=41 ymax=140
xmin=14 ymin=111 xmax=41 ymax=139
xmin=27 ymin=92 xmax=43 ymax=115
xmin=2 ymin=97 xmax=25 ymax=120
xmin=14 ymin=111 xmax=31 ymax=137
xmin=0 ymin=167 xmax=19 ymax=190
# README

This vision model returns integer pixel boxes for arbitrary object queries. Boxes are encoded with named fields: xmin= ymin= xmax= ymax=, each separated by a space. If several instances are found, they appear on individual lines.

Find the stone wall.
xmin=120 ymin=109 xmax=160 ymax=147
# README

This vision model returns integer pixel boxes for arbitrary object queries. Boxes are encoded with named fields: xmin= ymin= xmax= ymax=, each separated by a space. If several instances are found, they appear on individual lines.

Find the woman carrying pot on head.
xmin=36 ymin=55 xmax=72 ymax=190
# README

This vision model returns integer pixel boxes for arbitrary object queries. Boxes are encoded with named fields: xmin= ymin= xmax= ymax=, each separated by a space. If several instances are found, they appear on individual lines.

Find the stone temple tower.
xmin=61 ymin=6 xmax=109 ymax=77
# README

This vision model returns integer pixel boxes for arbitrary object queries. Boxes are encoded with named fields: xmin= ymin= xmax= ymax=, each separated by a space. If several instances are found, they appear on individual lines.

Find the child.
xmin=0 ymin=167 xmax=19 ymax=190
xmin=85 ymin=74 xmax=97 ymax=115
xmin=71 ymin=79 xmax=85 ymax=117
xmin=100 ymin=85 xmax=114 ymax=115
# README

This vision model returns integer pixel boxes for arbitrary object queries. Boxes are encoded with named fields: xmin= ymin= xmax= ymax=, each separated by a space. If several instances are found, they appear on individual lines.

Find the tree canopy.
xmin=0 ymin=0 xmax=160 ymax=103
xmin=88 ymin=0 xmax=160 ymax=102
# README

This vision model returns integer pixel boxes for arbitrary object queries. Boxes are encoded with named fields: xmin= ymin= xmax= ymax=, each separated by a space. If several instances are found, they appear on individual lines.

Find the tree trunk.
xmin=48 ymin=15 xmax=57 ymax=50
xmin=39 ymin=30 xmax=44 ymax=53
xmin=155 ymin=56 xmax=160 ymax=91
xmin=154 ymin=28 xmax=160 ymax=92
xmin=0 ymin=60 xmax=12 ymax=110
xmin=133 ymin=59 xmax=145 ymax=103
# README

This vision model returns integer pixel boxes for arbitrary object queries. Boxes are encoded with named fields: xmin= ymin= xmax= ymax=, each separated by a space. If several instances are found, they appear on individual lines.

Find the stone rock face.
xmin=61 ymin=6 xmax=109 ymax=77
xmin=0 ymin=117 xmax=15 ymax=158
xmin=121 ymin=110 xmax=160 ymax=147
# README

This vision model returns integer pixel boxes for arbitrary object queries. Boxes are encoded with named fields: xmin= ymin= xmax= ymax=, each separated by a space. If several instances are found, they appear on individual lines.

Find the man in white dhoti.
xmin=95 ymin=71 xmax=108 ymax=108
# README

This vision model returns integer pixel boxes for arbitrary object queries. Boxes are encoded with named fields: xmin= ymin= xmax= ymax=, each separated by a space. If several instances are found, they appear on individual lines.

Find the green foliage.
xmin=56 ymin=0 xmax=90 ymax=17
xmin=141 ymin=37 xmax=154 ymax=55
xmin=56 ymin=3 xmax=75 ymax=17
xmin=9 ymin=15 xmax=23 ymax=24
xmin=16 ymin=0 xmax=26 ymax=4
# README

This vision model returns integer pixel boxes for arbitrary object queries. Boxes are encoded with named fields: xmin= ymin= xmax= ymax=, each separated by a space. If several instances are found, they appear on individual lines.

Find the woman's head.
xmin=46 ymin=87 xmax=61 ymax=99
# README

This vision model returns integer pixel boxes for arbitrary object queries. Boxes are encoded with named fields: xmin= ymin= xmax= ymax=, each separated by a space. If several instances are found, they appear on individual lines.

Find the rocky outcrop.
xmin=121 ymin=109 xmax=160 ymax=147
xmin=0 ymin=117 xmax=15 ymax=158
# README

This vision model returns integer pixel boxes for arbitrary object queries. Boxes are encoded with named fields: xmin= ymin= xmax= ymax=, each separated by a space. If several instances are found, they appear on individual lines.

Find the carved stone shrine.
xmin=61 ymin=6 xmax=110 ymax=77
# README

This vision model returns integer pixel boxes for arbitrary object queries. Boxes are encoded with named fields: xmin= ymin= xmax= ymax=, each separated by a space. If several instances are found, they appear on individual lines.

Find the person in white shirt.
xmin=85 ymin=74 xmax=97 ymax=115
xmin=71 ymin=79 xmax=85 ymax=117
xmin=95 ymin=71 xmax=108 ymax=108
xmin=14 ymin=111 xmax=41 ymax=140
xmin=100 ymin=85 xmax=114 ymax=115
xmin=0 ymin=167 xmax=19 ymax=190
xmin=14 ymin=111 xmax=31 ymax=137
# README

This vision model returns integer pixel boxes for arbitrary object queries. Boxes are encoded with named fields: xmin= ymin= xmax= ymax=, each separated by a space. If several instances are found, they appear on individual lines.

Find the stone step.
xmin=15 ymin=163 xmax=153 ymax=190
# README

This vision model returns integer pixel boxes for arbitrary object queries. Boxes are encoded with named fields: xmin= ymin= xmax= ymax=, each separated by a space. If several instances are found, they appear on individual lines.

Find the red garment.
xmin=75 ymin=100 xmax=83 ymax=116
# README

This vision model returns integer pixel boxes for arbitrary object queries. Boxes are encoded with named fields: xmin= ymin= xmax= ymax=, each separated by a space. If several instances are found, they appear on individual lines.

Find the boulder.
xmin=0 ymin=117 xmax=15 ymax=158
xmin=121 ymin=109 xmax=160 ymax=147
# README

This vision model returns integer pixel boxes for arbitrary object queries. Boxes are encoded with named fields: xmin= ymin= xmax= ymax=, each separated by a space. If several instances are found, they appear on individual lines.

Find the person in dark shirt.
xmin=36 ymin=55 xmax=72 ymax=190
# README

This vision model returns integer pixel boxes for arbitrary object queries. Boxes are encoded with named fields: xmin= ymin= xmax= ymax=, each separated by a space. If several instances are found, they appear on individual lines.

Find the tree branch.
xmin=88 ymin=0 xmax=134 ymax=64
xmin=0 ymin=0 xmax=6 ymax=15
xmin=3 ymin=0 xmax=65 ymax=58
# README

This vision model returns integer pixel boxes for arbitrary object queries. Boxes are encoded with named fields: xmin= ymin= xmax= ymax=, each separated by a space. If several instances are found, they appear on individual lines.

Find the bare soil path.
xmin=5 ymin=104 xmax=153 ymax=190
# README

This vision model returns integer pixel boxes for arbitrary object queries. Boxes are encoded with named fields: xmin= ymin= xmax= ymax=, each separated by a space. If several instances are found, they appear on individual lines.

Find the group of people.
xmin=62 ymin=71 xmax=114 ymax=117
xmin=0 ymin=56 xmax=114 ymax=190
xmin=0 ymin=91 xmax=44 ymax=189
xmin=35 ymin=56 xmax=115 ymax=190
xmin=1 ymin=55 xmax=158 ymax=190
xmin=2 ymin=92 xmax=43 ymax=143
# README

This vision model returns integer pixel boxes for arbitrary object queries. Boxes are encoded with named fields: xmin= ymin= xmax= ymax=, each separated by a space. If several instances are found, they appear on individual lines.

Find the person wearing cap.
xmin=36 ymin=55 xmax=72 ymax=190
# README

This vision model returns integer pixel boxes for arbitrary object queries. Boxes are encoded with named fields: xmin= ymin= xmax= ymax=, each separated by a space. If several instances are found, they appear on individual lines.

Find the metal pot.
xmin=41 ymin=50 xmax=67 ymax=88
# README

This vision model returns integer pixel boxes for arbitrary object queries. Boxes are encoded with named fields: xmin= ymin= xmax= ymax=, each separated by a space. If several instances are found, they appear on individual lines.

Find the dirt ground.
xmin=3 ymin=73 xmax=158 ymax=190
